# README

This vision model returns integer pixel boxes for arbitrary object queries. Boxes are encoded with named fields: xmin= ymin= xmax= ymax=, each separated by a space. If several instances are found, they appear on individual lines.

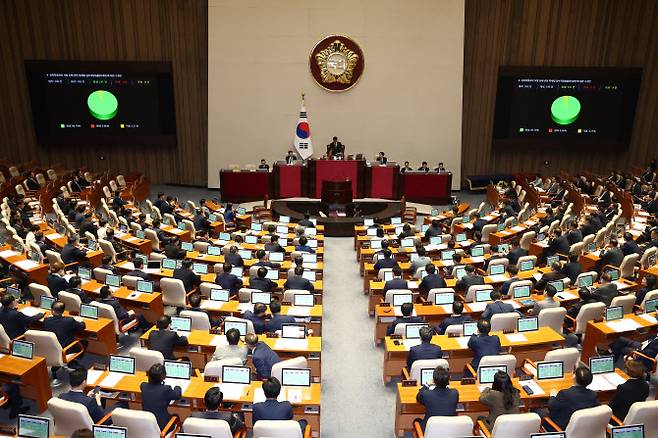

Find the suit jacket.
xmin=407 ymin=342 xmax=442 ymax=370
xmin=148 ymin=329 xmax=188 ymax=359
xmin=424 ymin=226 xmax=442 ymax=238
xmin=535 ymin=271 xmax=566 ymax=291
xmin=560 ymin=262 xmax=582 ymax=283
xmin=100 ymin=297 xmax=130 ymax=322
xmin=126 ymin=269 xmax=149 ymax=280
xmin=481 ymin=301 xmax=517 ymax=320
xmin=59 ymin=390 xmax=106 ymax=423
xmin=264 ymin=243 xmax=284 ymax=253
xmin=532 ymin=297 xmax=560 ymax=315
xmin=593 ymin=283 xmax=618 ymax=306
xmin=548 ymin=386 xmax=598 ymax=429
xmin=47 ymin=273 xmax=69 ymax=297
xmin=419 ymin=274 xmax=447 ymax=295
xmin=79 ymin=220 xmax=98 ymax=238
xmin=416 ymin=386 xmax=459 ymax=426
xmin=140 ymin=382 xmax=182 ymax=430
xmin=249 ymin=277 xmax=277 ymax=292
xmin=383 ymin=278 xmax=408 ymax=294
xmin=60 ymin=244 xmax=87 ymax=264
xmin=190 ymin=410 xmax=244 ymax=434
xmin=436 ymin=314 xmax=471 ymax=335
xmin=386 ymin=316 xmax=424 ymax=336
xmin=411 ymin=256 xmax=432 ymax=273
xmin=214 ymin=273 xmax=243 ymax=294
xmin=164 ymin=244 xmax=186 ymax=260
xmin=42 ymin=315 xmax=85 ymax=348
xmin=243 ymin=310 xmax=268 ymax=334
xmin=252 ymin=342 xmax=281 ymax=378
xmin=172 ymin=268 xmax=201 ymax=292
xmin=0 ymin=307 xmax=43 ymax=339
xmin=295 ymin=245 xmax=314 ymax=254
xmin=566 ymin=229 xmax=583 ymax=245
xmin=254 ymin=260 xmax=281 ymax=269
xmin=252 ymin=399 xmax=293 ymax=422
xmin=456 ymin=275 xmax=485 ymax=292
xmin=193 ymin=214 xmax=210 ymax=231
xmin=65 ymin=287 xmax=91 ymax=304
xmin=547 ymin=236 xmax=570 ymax=256
xmin=599 ymin=247 xmax=624 ymax=267
xmin=621 ymin=240 xmax=642 ymax=256
xmin=374 ymin=258 xmax=398 ymax=271
xmin=225 ymin=253 xmax=244 ymax=267
xmin=608 ymin=378 xmax=649 ymax=420
xmin=283 ymin=275 xmax=314 ymax=292
xmin=468 ymin=334 xmax=502 ymax=369
xmin=266 ymin=313 xmax=296 ymax=333
xmin=500 ymin=276 xmax=519 ymax=296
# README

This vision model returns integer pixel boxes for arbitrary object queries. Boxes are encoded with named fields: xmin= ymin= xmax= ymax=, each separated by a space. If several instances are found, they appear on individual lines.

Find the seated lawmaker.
xmin=225 ymin=246 xmax=244 ymax=267
xmin=434 ymin=162 xmax=446 ymax=172
xmin=212 ymin=327 xmax=248 ymax=364
xmin=541 ymin=367 xmax=598 ymax=431
xmin=43 ymin=301 xmax=86 ymax=353
xmin=250 ymin=267 xmax=277 ymax=292
xmin=0 ymin=294 xmax=43 ymax=339
xmin=191 ymin=387 xmax=244 ymax=434
xmin=253 ymin=377 xmax=307 ymax=432
xmin=407 ymin=326 xmax=442 ymax=370
xmin=326 ymin=136 xmax=345 ymax=158
xmin=456 ymin=264 xmax=484 ymax=292
xmin=592 ymin=272 xmax=618 ymax=306
xmin=386 ymin=302 xmax=423 ymax=336
xmin=535 ymin=262 xmax=566 ymax=292
xmin=424 ymin=219 xmax=442 ymax=238
xmin=374 ymin=249 xmax=398 ymax=271
xmin=383 ymin=266 xmax=408 ymax=294
xmin=283 ymin=266 xmax=314 ymax=292
xmin=60 ymin=368 xmax=111 ymax=423
xmin=410 ymin=246 xmax=431 ymax=273
xmin=264 ymin=235 xmax=285 ymax=253
xmin=173 ymin=259 xmax=201 ymax=292
xmin=295 ymin=236 xmax=315 ymax=253
xmin=148 ymin=316 xmax=188 ymax=360
xmin=479 ymin=370 xmax=520 ymax=429
xmin=266 ymin=300 xmax=296 ymax=332
xmin=436 ymin=301 xmax=471 ymax=335
xmin=416 ymin=366 xmax=458 ymax=430
xmin=254 ymin=249 xmax=281 ymax=269
xmin=126 ymin=257 xmax=150 ymax=280
xmin=243 ymin=302 xmax=268 ymax=334
xmin=60 ymin=235 xmax=88 ymax=264
xmin=141 ymin=363 xmax=182 ymax=431
xmin=245 ymin=333 xmax=281 ymax=378
xmin=529 ymin=284 xmax=560 ymax=316
xmin=608 ymin=358 xmax=649 ymax=421
xmin=401 ymin=161 xmax=412 ymax=173
xmin=258 ymin=159 xmax=270 ymax=171
xmin=285 ymin=150 xmax=297 ymax=165
xmin=376 ymin=151 xmax=387 ymax=164
xmin=418 ymin=264 xmax=447 ymax=300
xmin=481 ymin=290 xmax=518 ymax=320
xmin=417 ymin=161 xmax=430 ymax=172
xmin=47 ymin=262 xmax=70 ymax=298
xmin=214 ymin=262 xmax=243 ymax=296
xmin=468 ymin=319 xmax=502 ymax=369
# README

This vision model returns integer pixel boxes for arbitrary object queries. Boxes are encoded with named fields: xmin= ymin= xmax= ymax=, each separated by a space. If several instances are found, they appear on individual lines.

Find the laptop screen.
xmin=236 ymin=207 xmax=246 ymax=215
xmin=78 ymin=266 xmax=91 ymax=281
xmin=181 ymin=242 xmax=193 ymax=251
xmin=383 ymin=271 xmax=394 ymax=282
xmin=251 ymin=291 xmax=271 ymax=304
xmin=405 ymin=323 xmax=429 ymax=339
xmin=80 ymin=304 xmax=99 ymax=319
xmin=177 ymin=222 xmax=186 ymax=230
xmin=430 ymin=208 xmax=439 ymax=216
xmin=420 ymin=368 xmax=434 ymax=386
xmin=463 ymin=321 xmax=478 ymax=336
xmin=137 ymin=280 xmax=154 ymax=293
xmin=606 ymin=269 xmax=620 ymax=281
xmin=244 ymin=235 xmax=258 ymax=244
xmin=40 ymin=295 xmax=55 ymax=311
xmin=12 ymin=340 xmax=34 ymax=360
xmin=366 ymin=228 xmax=377 ymax=236
xmin=207 ymin=246 xmax=221 ymax=256
xmin=268 ymin=252 xmax=284 ymax=262
xmin=302 ymin=253 xmax=317 ymax=263
xmin=293 ymin=294 xmax=314 ymax=307
xmin=18 ymin=415 xmax=50 ymax=438
xmin=392 ymin=293 xmax=413 ymax=307
xmin=441 ymin=250 xmax=455 ymax=261
xmin=171 ymin=316 xmax=192 ymax=332
xmin=433 ymin=291 xmax=454 ymax=305
xmin=364 ymin=218 xmax=374 ymax=227
xmin=606 ymin=306 xmax=624 ymax=321
xmin=455 ymin=233 xmax=466 ymax=242
xmin=6 ymin=285 xmax=21 ymax=300
xmin=548 ymin=280 xmax=564 ymax=292
xmin=429 ymin=236 xmax=441 ymax=245
xmin=276 ymin=225 xmax=288 ymax=234
xmin=391 ymin=217 xmax=402 ymax=225
xmin=497 ymin=222 xmax=506 ymax=232
xmin=490 ymin=264 xmax=505 ymax=275
xmin=512 ymin=284 xmax=531 ymax=298
xmin=93 ymin=425 xmax=127 ymax=438
xmin=536 ymin=361 xmax=564 ymax=380
xmin=210 ymin=289 xmax=230 ymax=302
xmin=219 ymin=232 xmax=231 ymax=241
xmin=136 ymin=230 xmax=146 ymax=239
xmin=193 ymin=263 xmax=208 ymax=274
xmin=88 ymin=239 xmax=98 ymax=251
xmin=109 ymin=355 xmax=135 ymax=375
xmin=230 ymin=267 xmax=243 ymax=277
xmin=164 ymin=360 xmax=191 ymax=379
xmin=105 ymin=274 xmax=120 ymax=287
xmin=478 ymin=365 xmax=507 ymax=384
xmin=147 ymin=260 xmax=162 ymax=270
xmin=401 ymin=238 xmax=414 ymax=248
xmin=281 ymin=368 xmax=311 ymax=387
xmin=497 ymin=243 xmax=510 ymax=253
xmin=517 ymin=316 xmax=539 ymax=332
xmin=281 ymin=324 xmax=306 ymax=339
xmin=251 ymin=223 xmax=262 ymax=231
xmin=546 ymin=255 xmax=559 ymax=266
xmin=578 ymin=275 xmax=594 ymax=287
xmin=589 ymin=355 xmax=614 ymax=374
xmin=279 ymin=215 xmax=290 ymax=224
xmin=265 ymin=269 xmax=279 ymax=280
xmin=530 ymin=433 xmax=566 ymax=438
xmin=471 ymin=246 xmax=485 ymax=257
xmin=519 ymin=260 xmax=534 ymax=271
xmin=476 ymin=289 xmax=493 ymax=302
xmin=224 ymin=320 xmax=247 ymax=336
xmin=238 ymin=250 xmax=252 ymax=260
xmin=454 ymin=267 xmax=467 ymax=280
xmin=610 ymin=425 xmax=645 ymax=438
xmin=645 ymin=298 xmax=658 ymax=313
xmin=302 ymin=270 xmax=316 ymax=282
xmin=222 ymin=365 xmax=251 ymax=384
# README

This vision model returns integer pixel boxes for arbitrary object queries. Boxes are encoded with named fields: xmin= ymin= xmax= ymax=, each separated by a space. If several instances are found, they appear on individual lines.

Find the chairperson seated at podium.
xmin=326 ymin=136 xmax=345 ymax=158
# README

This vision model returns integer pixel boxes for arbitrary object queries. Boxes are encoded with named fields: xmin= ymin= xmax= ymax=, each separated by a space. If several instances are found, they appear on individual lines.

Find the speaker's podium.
xmin=321 ymin=180 xmax=353 ymax=204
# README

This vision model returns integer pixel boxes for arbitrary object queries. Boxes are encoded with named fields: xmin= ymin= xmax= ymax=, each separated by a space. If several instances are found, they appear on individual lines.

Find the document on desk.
xmin=99 ymin=372 xmax=126 ymax=388
xmin=470 ymin=256 xmax=485 ymax=263
xmin=175 ymin=330 xmax=191 ymax=338
xmin=439 ymin=304 xmax=453 ymax=313
xmin=303 ymin=262 xmax=318 ymax=269
xmin=639 ymin=313 xmax=658 ymax=324
xmin=503 ymin=299 xmax=521 ymax=309
xmin=45 ymin=234 xmax=63 ymax=241
xmin=127 ymin=237 xmax=141 ymax=243
xmin=20 ymin=307 xmax=42 ymax=317
xmin=237 ymin=303 xmax=254 ymax=313
xmin=612 ymin=280 xmax=631 ymax=291
xmin=522 ymin=379 xmax=545 ymax=395
xmin=604 ymin=372 xmax=626 ymax=387
xmin=403 ymin=339 xmax=422 ymax=350
xmin=14 ymin=259 xmax=40 ymax=270
xmin=406 ymin=281 xmax=419 ymax=289
xmin=587 ymin=374 xmax=617 ymax=391
xmin=200 ymin=300 xmax=224 ymax=310
xmin=275 ymin=338 xmax=308 ymax=350
xmin=605 ymin=319 xmax=641 ymax=332
xmin=86 ymin=369 xmax=105 ymax=385
xmin=556 ymin=291 xmax=578 ymax=300
xmin=467 ymin=302 xmax=487 ymax=312
xmin=164 ymin=378 xmax=191 ymax=395
xmin=456 ymin=337 xmax=470 ymax=348
xmin=253 ymin=387 xmax=285 ymax=403
xmin=488 ymin=274 xmax=509 ymax=283
xmin=210 ymin=335 xmax=228 ymax=347
xmin=512 ymin=226 xmax=526 ymax=232
xmin=0 ymin=249 xmax=20 ymax=258
xmin=477 ymin=384 xmax=492 ymax=392
xmin=286 ymin=387 xmax=303 ymax=403
xmin=286 ymin=306 xmax=311 ymax=317
xmin=505 ymin=333 xmax=528 ymax=343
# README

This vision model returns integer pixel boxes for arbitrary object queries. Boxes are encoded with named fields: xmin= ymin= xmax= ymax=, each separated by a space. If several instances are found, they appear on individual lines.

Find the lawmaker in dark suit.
xmin=499 ymin=265 xmax=519 ymax=297
xmin=214 ymin=263 xmax=243 ymax=296
xmin=246 ymin=334 xmax=281 ymax=378
xmin=191 ymin=387 xmax=244 ymax=434
xmin=60 ymin=239 xmax=87 ymax=264
xmin=373 ymin=249 xmax=398 ymax=271
xmin=436 ymin=301 xmax=471 ymax=335
xmin=560 ymin=254 xmax=582 ymax=283
xmin=416 ymin=366 xmax=458 ymax=430
xmin=173 ymin=259 xmax=201 ymax=292
xmin=481 ymin=290 xmax=519 ymax=320
xmin=621 ymin=233 xmax=642 ymax=256
xmin=608 ymin=358 xmax=649 ymax=420
xmin=0 ymin=294 xmax=43 ymax=339
xmin=468 ymin=319 xmax=502 ymax=369
xmin=407 ymin=326 xmax=442 ymax=370
xmin=266 ymin=300 xmax=296 ymax=333
xmin=47 ymin=263 xmax=69 ymax=297
xmin=386 ymin=302 xmax=424 ymax=336
xmin=64 ymin=277 xmax=91 ymax=304
xmin=597 ymin=239 xmax=624 ymax=271
xmin=264 ymin=235 xmax=285 ymax=253
xmin=42 ymin=301 xmax=86 ymax=349
xmin=283 ymin=266 xmax=314 ymax=291
xmin=546 ymin=230 xmax=570 ymax=258
xmin=253 ymin=377 xmax=307 ymax=432
xmin=164 ymin=240 xmax=186 ymax=260
xmin=456 ymin=264 xmax=484 ymax=292
xmin=59 ymin=368 xmax=110 ymax=423
xmin=419 ymin=264 xmax=447 ymax=299
xmin=193 ymin=210 xmax=211 ymax=232
xmin=506 ymin=243 xmax=528 ymax=266
xmin=243 ymin=303 xmax=269 ymax=334
xmin=225 ymin=246 xmax=244 ymax=267
xmin=565 ymin=222 xmax=583 ymax=245
xmin=295 ymin=236 xmax=315 ymax=254
xmin=634 ymin=274 xmax=657 ymax=305
xmin=535 ymin=262 xmax=566 ymax=292
xmin=383 ymin=266 xmax=408 ymax=294
xmin=148 ymin=316 xmax=188 ymax=359
xmin=140 ymin=363 xmax=182 ymax=430
xmin=592 ymin=272 xmax=618 ymax=306
xmin=126 ymin=258 xmax=150 ymax=280
xmin=544 ymin=367 xmax=598 ymax=430
xmin=254 ymin=249 xmax=281 ymax=269
xmin=99 ymin=285 xmax=134 ymax=323
xmin=249 ymin=267 xmax=277 ymax=292
xmin=326 ymin=136 xmax=345 ymax=158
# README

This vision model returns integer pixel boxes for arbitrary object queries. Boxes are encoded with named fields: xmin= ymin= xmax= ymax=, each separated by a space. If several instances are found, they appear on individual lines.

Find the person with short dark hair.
xmin=298 ymin=212 xmax=313 ymax=228
xmin=214 ymin=262 xmax=243 ymax=296
xmin=407 ymin=326 xmax=442 ymax=370
xmin=608 ymin=357 xmax=649 ymax=420
xmin=191 ymin=387 xmax=244 ymax=433
xmin=635 ymin=274 xmax=657 ymax=305
xmin=386 ymin=302 xmax=424 ymax=336
xmin=253 ymin=376 xmax=307 ymax=432
xmin=148 ymin=315 xmax=188 ymax=359
xmin=435 ymin=301 xmax=471 ymax=335
xmin=592 ymin=272 xmax=619 ymax=306
xmin=417 ymin=161 xmax=430 ymax=172
xmin=47 ymin=262 xmax=69 ymax=298
xmin=383 ymin=265 xmax=408 ymax=294
xmin=560 ymin=253 xmax=582 ymax=283
xmin=140 ymin=363 xmax=182 ymax=430
xmin=43 ymin=301 xmax=87 ymax=354
xmin=212 ymin=328 xmax=247 ymax=363
xmin=418 ymin=264 xmax=447 ymax=299
xmin=244 ymin=302 xmax=269 ymax=334
xmin=543 ymin=367 xmax=598 ymax=430
xmin=416 ymin=366 xmax=458 ymax=429
xmin=0 ymin=293 xmax=43 ymax=339
xmin=267 ymin=300 xmax=296 ymax=332
xmin=374 ymin=249 xmax=398 ymax=271
xmin=499 ymin=265 xmax=519 ymax=296
xmin=264 ymin=235 xmax=284 ymax=253
xmin=535 ymin=262 xmax=566 ymax=291
xmin=283 ymin=265 xmax=314 ymax=291
xmin=249 ymin=267 xmax=277 ymax=292
xmin=468 ymin=319 xmax=502 ymax=369
xmin=456 ymin=264 xmax=484 ymax=292
xmin=173 ymin=259 xmax=201 ymax=292
xmin=59 ymin=368 xmax=108 ymax=423
xmin=126 ymin=258 xmax=149 ymax=280
xmin=65 ymin=276 xmax=92 ymax=304
xmin=481 ymin=290 xmax=518 ymax=320
xmin=295 ymin=236 xmax=315 ymax=254
xmin=224 ymin=245 xmax=244 ymax=267
xmin=245 ymin=334 xmax=280 ymax=378
xmin=254 ymin=249 xmax=280 ymax=269
xmin=530 ymin=284 xmax=560 ymax=316
xmin=597 ymin=238 xmax=624 ymax=272
xmin=424 ymin=219 xmax=442 ymax=238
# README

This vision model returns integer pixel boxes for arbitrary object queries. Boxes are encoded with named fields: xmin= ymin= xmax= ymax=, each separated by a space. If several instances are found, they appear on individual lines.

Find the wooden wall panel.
xmin=462 ymin=0 xmax=658 ymax=183
xmin=0 ymin=0 xmax=208 ymax=185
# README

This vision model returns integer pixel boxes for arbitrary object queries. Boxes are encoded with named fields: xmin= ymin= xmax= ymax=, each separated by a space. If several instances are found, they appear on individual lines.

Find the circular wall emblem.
xmin=309 ymin=35 xmax=364 ymax=92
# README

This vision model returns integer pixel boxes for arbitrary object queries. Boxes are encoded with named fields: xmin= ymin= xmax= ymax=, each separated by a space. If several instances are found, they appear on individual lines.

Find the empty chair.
xmin=619 ymin=253 xmax=640 ymax=279
xmin=610 ymin=294 xmax=636 ymax=314
xmin=121 ymin=275 xmax=142 ymax=289
xmin=160 ymin=278 xmax=188 ymax=308
xmin=253 ymin=420 xmax=310 ymax=438
xmin=282 ymin=289 xmax=311 ymax=302
xmin=144 ymin=229 xmax=161 ymax=251
xmin=130 ymin=347 xmax=164 ymax=372
xmin=179 ymin=310 xmax=212 ymax=330
xmin=112 ymin=407 xmax=181 ymax=437
xmin=566 ymin=302 xmax=606 ymax=336
xmin=224 ymin=316 xmax=255 ymax=335
xmin=92 ymin=301 xmax=138 ymax=337
xmin=414 ymin=415 xmax=474 ymax=438
xmin=538 ymin=307 xmax=567 ymax=333
xmin=465 ymin=284 xmax=493 ymax=303
xmin=519 ymin=231 xmax=536 ymax=251
xmin=25 ymin=330 xmax=84 ymax=385
xmin=182 ymin=417 xmax=233 ymax=438
xmin=524 ymin=348 xmax=580 ymax=375
xmin=204 ymin=357 xmax=244 ymax=377
xmin=481 ymin=224 xmax=498 ymax=243
xmin=486 ymin=258 xmax=509 ymax=275
xmin=98 ymin=238 xmax=119 ymax=262
xmin=47 ymin=397 xmax=95 ymax=436
xmin=516 ymin=255 xmax=537 ymax=269
xmin=93 ymin=267 xmax=113 ymax=283
xmin=490 ymin=312 xmax=520 ymax=332
xmin=640 ymin=247 xmax=657 ymax=269
xmin=0 ymin=325 xmax=10 ymax=352
xmin=469 ymin=354 xmax=517 ymax=380
xmin=478 ymin=412 xmax=541 ymax=438
xmin=444 ymin=324 xmax=463 ymax=336
xmin=271 ymin=356 xmax=308 ymax=383
xmin=28 ymin=283 xmax=52 ymax=306
xmin=57 ymin=291 xmax=82 ymax=313
xmin=575 ymin=271 xmax=598 ymax=287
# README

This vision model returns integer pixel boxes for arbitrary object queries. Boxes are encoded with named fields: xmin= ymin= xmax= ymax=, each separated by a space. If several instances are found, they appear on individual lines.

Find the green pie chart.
xmin=87 ymin=90 xmax=118 ymax=120
xmin=551 ymin=95 xmax=580 ymax=125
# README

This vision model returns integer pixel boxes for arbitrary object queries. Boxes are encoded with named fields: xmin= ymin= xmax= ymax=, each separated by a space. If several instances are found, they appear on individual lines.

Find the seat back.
xmin=28 ymin=283 xmax=52 ymax=306
xmin=640 ymin=289 xmax=658 ymax=311
xmin=143 ymin=229 xmax=160 ymax=251
xmin=465 ymin=284 xmax=493 ymax=303
xmin=57 ymin=291 xmax=82 ymax=313
xmin=424 ymin=415 xmax=474 ymax=438
xmin=426 ymin=288 xmax=456 ymax=304
xmin=45 ymin=249 xmax=63 ymax=265
xmin=271 ymin=356 xmax=308 ymax=383
xmin=283 ymin=289 xmax=310 ymax=302
xmin=25 ymin=330 xmax=64 ymax=367
xmin=610 ymin=294 xmax=636 ymax=315
xmin=490 ymin=312 xmax=520 ymax=332
xmin=576 ymin=271 xmax=598 ymax=286
xmin=506 ymin=280 xmax=533 ymax=298
xmin=98 ymin=238 xmax=117 ymax=262
xmin=623 ymin=400 xmax=658 ymax=436
xmin=384 ymin=289 xmax=413 ymax=304
xmin=516 ymin=255 xmax=537 ymax=269
xmin=121 ymin=275 xmax=142 ymax=289
xmin=93 ymin=267 xmax=113 ymax=283
xmin=481 ymin=224 xmax=498 ymax=243
xmin=409 ymin=359 xmax=449 ymax=381
xmin=48 ymin=397 xmax=93 ymax=436
xmin=487 ymin=258 xmax=509 ymax=275
xmin=619 ymin=253 xmax=640 ymax=278
xmin=130 ymin=347 xmax=164 ymax=372
xmin=160 ymin=278 xmax=187 ymax=307
xmin=180 ymin=310 xmax=211 ymax=330
xmin=0 ymin=325 xmax=10 ymax=352
xmin=253 ymin=420 xmax=303 ymax=438
xmin=377 ymin=267 xmax=393 ymax=280
xmin=564 ymin=405 xmax=612 ymax=438
xmin=444 ymin=324 xmax=463 ymax=336
xmin=490 ymin=413 xmax=541 ymax=438
xmin=640 ymin=247 xmax=657 ymax=269
xmin=478 ymin=354 xmax=516 ymax=379
xmin=538 ymin=307 xmax=567 ymax=333
xmin=519 ymin=231 xmax=536 ymax=251
xmin=112 ymin=408 xmax=162 ymax=437
xmin=575 ymin=302 xmax=606 ymax=335
xmin=570 ymin=241 xmax=585 ymax=256
xmin=91 ymin=301 xmax=122 ymax=334
xmin=544 ymin=347 xmax=580 ymax=372
xmin=204 ymin=357 xmax=244 ymax=377
xmin=182 ymin=417 xmax=232 ymax=438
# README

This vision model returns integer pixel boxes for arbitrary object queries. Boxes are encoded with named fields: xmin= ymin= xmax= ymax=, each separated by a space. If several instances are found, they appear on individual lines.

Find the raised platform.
xmin=271 ymin=199 xmax=404 ymax=237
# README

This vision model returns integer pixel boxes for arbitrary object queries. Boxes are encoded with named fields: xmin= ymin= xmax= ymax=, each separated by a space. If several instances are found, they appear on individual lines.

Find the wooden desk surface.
xmin=199 ymin=299 xmax=323 ymax=318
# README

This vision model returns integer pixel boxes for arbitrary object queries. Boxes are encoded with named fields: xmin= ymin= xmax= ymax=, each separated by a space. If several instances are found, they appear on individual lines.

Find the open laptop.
xmin=244 ymin=235 xmax=258 ymax=244
xmin=404 ymin=323 xmax=430 ymax=339
xmin=478 ymin=365 xmax=507 ymax=384
xmin=530 ymin=433 xmax=566 ymax=438
xmin=432 ymin=291 xmax=454 ymax=305
xmin=463 ymin=321 xmax=478 ymax=336
xmin=536 ymin=360 xmax=564 ymax=380
xmin=294 ymin=293 xmax=314 ymax=307
xmin=109 ymin=355 xmax=136 ymax=375
xmin=589 ymin=355 xmax=615 ymax=375
xmin=453 ymin=266 xmax=467 ymax=280
xmin=512 ymin=284 xmax=531 ymax=299
xmin=136 ymin=280 xmax=154 ymax=293
xmin=364 ymin=218 xmax=374 ymax=227
xmin=391 ymin=217 xmax=402 ymax=225
xmin=12 ymin=339 xmax=34 ymax=360
xmin=222 ymin=365 xmax=251 ymax=384
xmin=251 ymin=291 xmax=271 ymax=304
xmin=441 ymin=250 xmax=456 ymax=261
xmin=610 ymin=425 xmax=645 ymax=438
xmin=147 ymin=260 xmax=162 ymax=270
xmin=497 ymin=243 xmax=510 ymax=253
xmin=392 ymin=293 xmax=413 ymax=307
xmin=281 ymin=367 xmax=312 ymax=387
xmin=517 ymin=316 xmax=539 ymax=332
xmin=93 ymin=425 xmax=127 ymax=438
xmin=135 ymin=230 xmax=146 ymax=239
xmin=210 ymin=289 xmax=230 ymax=302
xmin=171 ymin=316 xmax=192 ymax=333
xmin=546 ymin=255 xmax=559 ymax=266
xmin=548 ymin=280 xmax=564 ymax=292
xmin=17 ymin=414 xmax=50 ymax=438
xmin=265 ymin=269 xmax=279 ymax=280
xmin=207 ymin=246 xmax=221 ymax=256
xmin=645 ymin=298 xmax=658 ymax=313
xmin=366 ymin=227 xmax=377 ymax=236
xmin=401 ymin=238 xmax=414 ymax=248
xmin=302 ymin=253 xmax=317 ymax=263
xmin=39 ymin=295 xmax=55 ymax=311
xmin=224 ymin=320 xmax=247 ymax=336
xmin=471 ymin=246 xmax=485 ymax=257
xmin=230 ymin=267 xmax=243 ymax=277
xmin=105 ymin=274 xmax=121 ymax=288
xmin=181 ymin=242 xmax=193 ymax=252
xmin=193 ymin=263 xmax=208 ymax=275
xmin=238 ymin=250 xmax=252 ymax=260
xmin=455 ymin=233 xmax=467 ymax=243
xmin=164 ymin=360 xmax=191 ymax=380
xmin=302 ymin=270 xmax=316 ymax=282
xmin=276 ymin=225 xmax=288 ymax=234
xmin=251 ymin=223 xmax=263 ymax=231
xmin=281 ymin=323 xmax=306 ymax=339
xmin=6 ymin=285 xmax=21 ymax=300
xmin=219 ymin=232 xmax=231 ymax=241
xmin=80 ymin=304 xmax=99 ymax=320
xmin=269 ymin=251 xmax=284 ymax=262
xmin=606 ymin=268 xmax=621 ymax=281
